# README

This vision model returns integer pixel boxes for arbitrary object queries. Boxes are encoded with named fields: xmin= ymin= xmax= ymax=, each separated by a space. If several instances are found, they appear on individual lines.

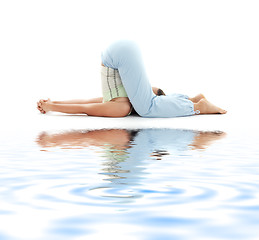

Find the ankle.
xmin=194 ymin=99 xmax=206 ymax=114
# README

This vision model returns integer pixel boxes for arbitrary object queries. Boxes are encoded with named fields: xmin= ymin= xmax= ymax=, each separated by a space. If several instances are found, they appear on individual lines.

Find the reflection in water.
xmin=37 ymin=128 xmax=226 ymax=153
xmin=2 ymin=128 xmax=259 ymax=240
xmin=36 ymin=129 xmax=226 ymax=189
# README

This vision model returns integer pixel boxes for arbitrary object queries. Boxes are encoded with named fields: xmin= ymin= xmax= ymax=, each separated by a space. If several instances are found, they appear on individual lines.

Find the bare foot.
xmin=195 ymin=98 xmax=227 ymax=114
xmin=38 ymin=99 xmax=52 ymax=114
xmin=190 ymin=131 xmax=227 ymax=150
xmin=189 ymin=93 xmax=206 ymax=103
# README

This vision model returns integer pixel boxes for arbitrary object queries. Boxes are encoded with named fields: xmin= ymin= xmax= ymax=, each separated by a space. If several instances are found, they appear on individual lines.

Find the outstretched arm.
xmin=40 ymin=87 xmax=162 ymax=106
xmin=51 ymin=97 xmax=103 ymax=104
xmin=37 ymin=99 xmax=131 ymax=117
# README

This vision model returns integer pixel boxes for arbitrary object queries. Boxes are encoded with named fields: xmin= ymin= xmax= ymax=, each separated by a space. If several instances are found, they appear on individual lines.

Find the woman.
xmin=37 ymin=40 xmax=226 ymax=117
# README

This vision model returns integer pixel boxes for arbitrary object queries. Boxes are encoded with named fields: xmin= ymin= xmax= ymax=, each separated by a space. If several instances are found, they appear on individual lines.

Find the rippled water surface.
xmin=0 ymin=128 xmax=259 ymax=240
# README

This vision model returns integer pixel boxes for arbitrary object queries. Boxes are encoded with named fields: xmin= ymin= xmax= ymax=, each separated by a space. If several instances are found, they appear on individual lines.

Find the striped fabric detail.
xmin=114 ymin=69 xmax=119 ymax=96
xmin=106 ymin=67 xmax=113 ymax=99
xmin=101 ymin=65 xmax=128 ymax=102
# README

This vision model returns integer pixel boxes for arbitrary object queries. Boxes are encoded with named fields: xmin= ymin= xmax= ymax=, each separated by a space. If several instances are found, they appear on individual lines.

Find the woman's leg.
xmin=101 ymin=40 xmax=155 ymax=116
xmin=101 ymin=40 xmax=226 ymax=117
xmin=194 ymin=98 xmax=227 ymax=114
xmin=171 ymin=93 xmax=226 ymax=114
xmin=101 ymin=40 xmax=196 ymax=117
xmin=38 ymin=99 xmax=131 ymax=117
xmin=188 ymin=94 xmax=205 ymax=103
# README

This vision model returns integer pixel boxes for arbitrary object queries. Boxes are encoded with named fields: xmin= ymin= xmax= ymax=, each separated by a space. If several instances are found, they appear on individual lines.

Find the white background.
xmin=0 ymin=0 xmax=259 ymax=121
xmin=1 ymin=2 xmax=259 ymax=239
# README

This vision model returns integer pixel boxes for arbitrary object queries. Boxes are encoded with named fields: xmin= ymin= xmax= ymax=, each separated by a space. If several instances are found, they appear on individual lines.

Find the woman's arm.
xmin=44 ymin=87 xmax=162 ymax=105
xmin=38 ymin=99 xmax=132 ymax=117
xmin=52 ymin=97 xmax=103 ymax=104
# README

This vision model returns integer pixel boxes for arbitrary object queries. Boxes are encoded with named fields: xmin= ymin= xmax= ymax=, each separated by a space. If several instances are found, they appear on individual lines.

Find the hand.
xmin=37 ymin=99 xmax=51 ymax=114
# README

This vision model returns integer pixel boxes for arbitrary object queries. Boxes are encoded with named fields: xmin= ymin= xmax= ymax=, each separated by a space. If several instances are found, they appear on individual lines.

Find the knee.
xmin=102 ymin=40 xmax=141 ymax=69
xmin=110 ymin=40 xmax=140 ymax=59
xmin=117 ymin=40 xmax=139 ymax=51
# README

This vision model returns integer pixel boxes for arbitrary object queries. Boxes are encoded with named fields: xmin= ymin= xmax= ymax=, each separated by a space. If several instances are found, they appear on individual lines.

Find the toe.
xmin=220 ymin=109 xmax=227 ymax=114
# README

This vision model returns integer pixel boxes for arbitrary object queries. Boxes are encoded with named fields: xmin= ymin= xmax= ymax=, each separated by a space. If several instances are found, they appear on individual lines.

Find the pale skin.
xmin=37 ymin=65 xmax=227 ymax=117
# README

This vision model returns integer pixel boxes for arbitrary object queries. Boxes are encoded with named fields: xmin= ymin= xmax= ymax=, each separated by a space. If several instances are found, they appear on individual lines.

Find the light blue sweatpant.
xmin=101 ymin=40 xmax=195 ymax=118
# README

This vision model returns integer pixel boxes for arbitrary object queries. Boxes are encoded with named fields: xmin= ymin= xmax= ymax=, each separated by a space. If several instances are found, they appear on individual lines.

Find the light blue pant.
xmin=101 ymin=40 xmax=195 ymax=118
